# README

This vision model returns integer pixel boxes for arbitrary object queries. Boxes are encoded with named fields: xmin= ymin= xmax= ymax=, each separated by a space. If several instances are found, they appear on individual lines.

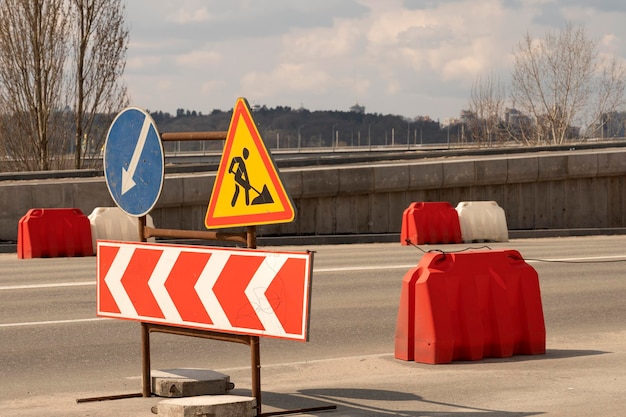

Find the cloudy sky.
xmin=124 ymin=0 xmax=626 ymax=122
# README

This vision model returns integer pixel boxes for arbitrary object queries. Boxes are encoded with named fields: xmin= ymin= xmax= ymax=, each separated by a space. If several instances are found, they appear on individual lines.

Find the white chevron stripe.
xmin=148 ymin=247 xmax=182 ymax=323
xmin=103 ymin=245 xmax=137 ymax=317
xmin=246 ymin=253 xmax=289 ymax=336
xmin=195 ymin=251 xmax=232 ymax=328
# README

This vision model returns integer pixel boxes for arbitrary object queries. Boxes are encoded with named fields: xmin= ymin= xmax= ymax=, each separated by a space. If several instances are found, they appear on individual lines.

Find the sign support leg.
xmin=251 ymin=335 xmax=261 ymax=415
xmin=141 ymin=322 xmax=151 ymax=397
xmin=140 ymin=217 xmax=152 ymax=397
xmin=247 ymin=225 xmax=257 ymax=249
xmin=138 ymin=215 xmax=147 ymax=241
xmin=246 ymin=225 xmax=262 ymax=414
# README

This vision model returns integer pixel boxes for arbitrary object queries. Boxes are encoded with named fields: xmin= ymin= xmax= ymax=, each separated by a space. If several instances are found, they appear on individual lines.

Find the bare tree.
xmin=588 ymin=55 xmax=626 ymax=138
xmin=510 ymin=22 xmax=626 ymax=144
xmin=0 ymin=0 xmax=129 ymax=172
xmin=70 ymin=0 xmax=129 ymax=169
xmin=0 ymin=0 xmax=70 ymax=171
xmin=466 ymin=72 xmax=506 ymax=146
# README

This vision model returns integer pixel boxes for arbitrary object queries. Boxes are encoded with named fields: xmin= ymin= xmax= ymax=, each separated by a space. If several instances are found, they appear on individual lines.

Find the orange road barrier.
xmin=395 ymin=249 xmax=545 ymax=364
xmin=400 ymin=202 xmax=462 ymax=245
xmin=17 ymin=208 xmax=93 ymax=259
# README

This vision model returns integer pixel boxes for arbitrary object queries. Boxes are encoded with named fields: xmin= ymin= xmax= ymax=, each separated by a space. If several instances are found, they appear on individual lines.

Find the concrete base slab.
xmin=152 ymin=369 xmax=234 ymax=398
xmin=157 ymin=395 xmax=256 ymax=417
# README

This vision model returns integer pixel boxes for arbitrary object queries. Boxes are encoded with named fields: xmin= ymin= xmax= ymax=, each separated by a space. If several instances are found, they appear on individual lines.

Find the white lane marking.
xmin=123 ymin=352 xmax=396 ymax=379
xmin=314 ymin=264 xmax=415 ymax=272
xmin=526 ymin=255 xmax=626 ymax=262
xmin=3 ymin=254 xmax=626 ymax=292
xmin=0 ymin=317 xmax=113 ymax=328
xmin=314 ymin=254 xmax=626 ymax=272
xmin=0 ymin=281 xmax=94 ymax=291
xmin=2 ymin=254 xmax=626 ymax=329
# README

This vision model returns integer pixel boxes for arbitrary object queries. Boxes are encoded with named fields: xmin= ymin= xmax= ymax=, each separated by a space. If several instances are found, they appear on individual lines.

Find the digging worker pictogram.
xmin=228 ymin=147 xmax=274 ymax=207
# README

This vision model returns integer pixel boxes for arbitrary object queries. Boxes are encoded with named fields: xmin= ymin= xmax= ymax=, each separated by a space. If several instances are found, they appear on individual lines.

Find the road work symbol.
xmin=229 ymin=147 xmax=274 ymax=207
xmin=205 ymin=97 xmax=295 ymax=229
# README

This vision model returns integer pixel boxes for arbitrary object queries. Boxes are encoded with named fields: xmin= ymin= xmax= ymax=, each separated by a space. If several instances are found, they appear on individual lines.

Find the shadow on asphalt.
xmin=543 ymin=348 xmax=608 ymax=359
xmin=444 ymin=349 xmax=608 ymax=366
xmin=228 ymin=350 xmax=607 ymax=415
xmin=250 ymin=388 xmax=544 ymax=416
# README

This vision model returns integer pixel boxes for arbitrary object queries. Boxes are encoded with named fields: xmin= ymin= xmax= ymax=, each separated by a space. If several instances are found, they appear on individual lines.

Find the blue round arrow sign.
xmin=104 ymin=107 xmax=164 ymax=217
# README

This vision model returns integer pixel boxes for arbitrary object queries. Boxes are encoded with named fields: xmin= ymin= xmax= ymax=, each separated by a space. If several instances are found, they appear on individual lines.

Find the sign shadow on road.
xmin=231 ymin=387 xmax=543 ymax=416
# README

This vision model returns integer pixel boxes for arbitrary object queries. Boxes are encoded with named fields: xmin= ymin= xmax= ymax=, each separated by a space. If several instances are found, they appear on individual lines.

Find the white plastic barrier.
xmin=455 ymin=201 xmax=509 ymax=243
xmin=88 ymin=207 xmax=155 ymax=254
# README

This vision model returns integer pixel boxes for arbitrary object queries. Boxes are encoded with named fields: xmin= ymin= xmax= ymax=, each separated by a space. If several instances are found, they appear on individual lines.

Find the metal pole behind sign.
xmin=141 ymin=322 xmax=151 ymax=397
xmin=247 ymin=226 xmax=262 ymax=415
xmin=138 ymin=215 xmax=152 ymax=398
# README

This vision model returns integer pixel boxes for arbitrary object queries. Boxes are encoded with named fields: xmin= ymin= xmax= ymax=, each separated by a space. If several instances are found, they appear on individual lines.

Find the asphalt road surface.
xmin=1 ymin=236 xmax=625 ymax=416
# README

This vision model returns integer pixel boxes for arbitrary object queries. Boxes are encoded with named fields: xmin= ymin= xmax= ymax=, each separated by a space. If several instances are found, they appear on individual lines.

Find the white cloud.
xmin=123 ymin=0 xmax=626 ymax=120
xmin=284 ymin=20 xmax=363 ymax=60
xmin=200 ymin=79 xmax=227 ymax=96
xmin=175 ymin=50 xmax=222 ymax=67
xmin=169 ymin=6 xmax=211 ymax=24
xmin=126 ymin=55 xmax=163 ymax=71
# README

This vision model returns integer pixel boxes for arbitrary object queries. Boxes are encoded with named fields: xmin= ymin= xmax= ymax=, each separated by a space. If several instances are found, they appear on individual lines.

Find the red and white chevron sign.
xmin=97 ymin=241 xmax=313 ymax=341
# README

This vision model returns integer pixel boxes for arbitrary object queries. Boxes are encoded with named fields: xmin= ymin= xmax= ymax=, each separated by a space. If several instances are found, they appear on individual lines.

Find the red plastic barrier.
xmin=394 ymin=265 xmax=420 ymax=361
xmin=18 ymin=208 xmax=93 ymax=259
xmin=400 ymin=202 xmax=462 ymax=245
xmin=395 ymin=249 xmax=545 ymax=364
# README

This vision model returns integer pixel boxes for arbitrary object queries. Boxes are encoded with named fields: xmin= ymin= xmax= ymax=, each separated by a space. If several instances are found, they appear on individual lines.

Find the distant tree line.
xmin=150 ymin=105 xmax=453 ymax=154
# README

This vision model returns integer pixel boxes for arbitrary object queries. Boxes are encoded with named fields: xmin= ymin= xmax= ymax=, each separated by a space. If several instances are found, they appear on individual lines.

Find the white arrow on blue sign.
xmin=104 ymin=107 xmax=164 ymax=217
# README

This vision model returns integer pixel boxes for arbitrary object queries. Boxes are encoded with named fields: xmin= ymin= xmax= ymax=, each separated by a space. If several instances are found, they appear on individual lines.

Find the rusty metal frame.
xmin=83 ymin=130 xmax=331 ymax=416
xmin=161 ymin=131 xmax=227 ymax=141
xmin=138 ymin=214 xmax=263 ymax=414
xmin=141 ymin=321 xmax=261 ymax=415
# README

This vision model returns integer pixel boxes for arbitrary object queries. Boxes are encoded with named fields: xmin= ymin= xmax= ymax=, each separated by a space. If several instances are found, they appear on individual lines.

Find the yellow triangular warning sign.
xmin=205 ymin=98 xmax=296 ymax=229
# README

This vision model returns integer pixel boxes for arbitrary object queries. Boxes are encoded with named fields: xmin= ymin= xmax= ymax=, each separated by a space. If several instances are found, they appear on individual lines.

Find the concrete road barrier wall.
xmin=1 ymin=148 xmax=625 ymax=242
